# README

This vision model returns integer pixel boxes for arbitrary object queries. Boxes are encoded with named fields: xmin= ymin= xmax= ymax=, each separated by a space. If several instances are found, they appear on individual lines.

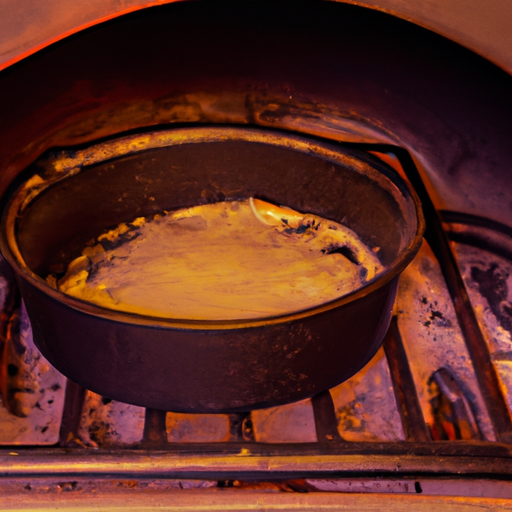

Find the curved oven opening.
xmin=0 ymin=0 xmax=512 ymax=503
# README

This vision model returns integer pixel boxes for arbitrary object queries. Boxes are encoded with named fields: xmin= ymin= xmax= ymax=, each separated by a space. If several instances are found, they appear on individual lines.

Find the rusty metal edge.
xmin=1 ymin=443 xmax=512 ymax=478
xmin=1 ymin=487 xmax=512 ymax=512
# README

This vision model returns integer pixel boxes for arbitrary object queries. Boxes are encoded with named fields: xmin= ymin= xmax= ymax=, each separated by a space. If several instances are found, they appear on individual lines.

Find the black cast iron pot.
xmin=0 ymin=127 xmax=424 ymax=412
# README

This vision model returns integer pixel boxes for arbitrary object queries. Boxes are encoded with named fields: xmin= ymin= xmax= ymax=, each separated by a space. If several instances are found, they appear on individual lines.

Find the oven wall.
xmin=1 ymin=0 xmax=512 ymax=74
xmin=0 ymin=1 xmax=511 ymax=230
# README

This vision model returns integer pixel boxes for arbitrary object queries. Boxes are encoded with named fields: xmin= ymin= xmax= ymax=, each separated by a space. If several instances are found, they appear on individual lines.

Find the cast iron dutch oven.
xmin=0 ymin=127 xmax=424 ymax=412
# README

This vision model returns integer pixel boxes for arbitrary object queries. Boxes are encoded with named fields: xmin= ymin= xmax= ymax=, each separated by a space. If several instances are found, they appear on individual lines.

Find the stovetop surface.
xmin=1 ymin=235 xmax=512 ymax=505
xmin=1 ymin=141 xmax=512 ymax=506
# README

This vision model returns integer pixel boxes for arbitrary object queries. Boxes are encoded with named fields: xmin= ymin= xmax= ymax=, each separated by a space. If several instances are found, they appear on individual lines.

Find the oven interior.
xmin=1 ymin=0 xmax=512 ymax=507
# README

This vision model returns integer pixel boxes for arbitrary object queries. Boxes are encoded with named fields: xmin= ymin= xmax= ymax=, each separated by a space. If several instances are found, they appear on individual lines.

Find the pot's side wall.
xmin=17 ymin=270 xmax=397 ymax=412
xmin=1 ymin=0 xmax=512 ymax=75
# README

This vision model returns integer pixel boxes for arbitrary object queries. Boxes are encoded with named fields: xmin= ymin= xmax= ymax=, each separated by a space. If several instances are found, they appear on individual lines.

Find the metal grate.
xmin=1 ymin=146 xmax=512 ymax=485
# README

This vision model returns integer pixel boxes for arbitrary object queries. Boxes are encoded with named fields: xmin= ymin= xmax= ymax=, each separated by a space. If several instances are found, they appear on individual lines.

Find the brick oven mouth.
xmin=0 ymin=0 xmax=512 ymax=505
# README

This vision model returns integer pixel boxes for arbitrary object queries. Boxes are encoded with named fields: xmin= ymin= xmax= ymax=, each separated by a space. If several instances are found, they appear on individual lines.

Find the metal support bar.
xmin=311 ymin=390 xmax=344 ymax=442
xmin=143 ymin=408 xmax=168 ymax=445
xmin=58 ymin=379 xmax=86 ymax=446
xmin=384 ymin=317 xmax=431 ymax=442
xmin=365 ymin=144 xmax=512 ymax=444
xmin=1 ymin=443 xmax=512 ymax=478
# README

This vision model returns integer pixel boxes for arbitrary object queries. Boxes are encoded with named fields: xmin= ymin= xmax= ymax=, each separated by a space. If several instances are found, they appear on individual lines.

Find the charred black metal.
xmin=58 ymin=380 xmax=86 ymax=447
xmin=383 ymin=317 xmax=431 ymax=442
xmin=311 ymin=390 xmax=344 ymax=442
xmin=430 ymin=368 xmax=481 ymax=440
xmin=143 ymin=408 xmax=168 ymax=445
xmin=380 ymin=146 xmax=512 ymax=444
xmin=2 ymin=442 xmax=512 ymax=479
xmin=470 ymin=264 xmax=512 ymax=335
xmin=442 ymin=212 xmax=512 ymax=264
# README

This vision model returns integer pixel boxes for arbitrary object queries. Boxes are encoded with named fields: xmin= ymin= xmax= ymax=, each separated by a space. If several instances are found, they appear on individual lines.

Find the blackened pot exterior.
xmin=1 ymin=127 xmax=423 ymax=412
xmin=19 ymin=270 xmax=398 ymax=412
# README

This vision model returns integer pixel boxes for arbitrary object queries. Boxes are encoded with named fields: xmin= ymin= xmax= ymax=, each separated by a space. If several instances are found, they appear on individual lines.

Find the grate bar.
xmin=311 ymin=390 xmax=344 ymax=442
xmin=143 ymin=408 xmax=168 ymax=445
xmin=384 ymin=317 xmax=430 ymax=442
xmin=2 ymin=443 xmax=512 ymax=477
xmin=392 ymin=147 xmax=512 ymax=444
xmin=58 ymin=379 xmax=86 ymax=446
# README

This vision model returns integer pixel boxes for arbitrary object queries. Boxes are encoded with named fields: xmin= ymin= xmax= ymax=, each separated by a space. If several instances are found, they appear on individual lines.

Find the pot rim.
xmin=0 ymin=125 xmax=425 ymax=330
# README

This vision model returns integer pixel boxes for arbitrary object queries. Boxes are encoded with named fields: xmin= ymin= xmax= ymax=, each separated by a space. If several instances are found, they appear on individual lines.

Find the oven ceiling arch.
xmin=1 ymin=0 xmax=512 ymax=74
xmin=0 ymin=0 xmax=511 ymax=227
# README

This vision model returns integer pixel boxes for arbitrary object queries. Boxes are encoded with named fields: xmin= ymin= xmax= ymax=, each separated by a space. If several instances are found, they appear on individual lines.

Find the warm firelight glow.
xmin=53 ymin=199 xmax=382 ymax=320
